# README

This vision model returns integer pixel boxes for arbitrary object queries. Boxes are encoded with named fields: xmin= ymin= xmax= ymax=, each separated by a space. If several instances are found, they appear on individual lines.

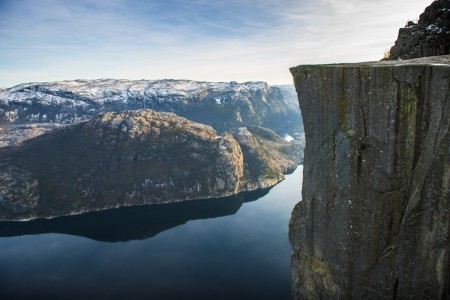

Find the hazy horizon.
xmin=0 ymin=0 xmax=429 ymax=88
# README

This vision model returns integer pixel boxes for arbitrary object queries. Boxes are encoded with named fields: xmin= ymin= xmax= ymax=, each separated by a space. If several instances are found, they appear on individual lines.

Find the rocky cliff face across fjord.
xmin=289 ymin=55 xmax=450 ymax=299
xmin=0 ymin=109 xmax=300 ymax=221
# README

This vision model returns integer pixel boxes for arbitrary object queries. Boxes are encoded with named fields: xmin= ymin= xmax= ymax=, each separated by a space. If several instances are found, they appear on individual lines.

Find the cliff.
xmin=289 ymin=55 xmax=450 ymax=299
xmin=389 ymin=0 xmax=450 ymax=60
xmin=0 ymin=109 xmax=300 ymax=221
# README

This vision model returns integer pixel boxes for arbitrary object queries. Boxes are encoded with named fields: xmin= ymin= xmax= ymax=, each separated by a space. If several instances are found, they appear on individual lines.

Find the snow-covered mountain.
xmin=0 ymin=79 xmax=302 ymax=135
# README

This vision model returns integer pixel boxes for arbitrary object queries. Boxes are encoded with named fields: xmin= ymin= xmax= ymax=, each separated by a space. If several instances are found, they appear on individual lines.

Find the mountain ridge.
xmin=0 ymin=78 xmax=302 ymax=137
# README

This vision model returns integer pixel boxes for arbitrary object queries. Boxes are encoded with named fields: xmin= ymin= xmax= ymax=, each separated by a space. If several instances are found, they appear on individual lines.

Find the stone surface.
xmin=389 ymin=0 xmax=450 ymax=60
xmin=0 ymin=109 xmax=300 ymax=221
xmin=289 ymin=55 xmax=450 ymax=299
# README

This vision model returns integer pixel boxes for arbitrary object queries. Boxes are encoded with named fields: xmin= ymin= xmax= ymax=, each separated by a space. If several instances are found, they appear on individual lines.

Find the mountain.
xmin=0 ymin=79 xmax=302 ymax=137
xmin=0 ymin=109 xmax=301 ymax=221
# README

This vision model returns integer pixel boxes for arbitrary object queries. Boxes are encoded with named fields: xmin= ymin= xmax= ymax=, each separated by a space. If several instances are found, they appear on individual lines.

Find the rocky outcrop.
xmin=0 ymin=109 xmax=300 ymax=221
xmin=289 ymin=55 xmax=450 ymax=299
xmin=389 ymin=0 xmax=450 ymax=60
xmin=0 ymin=79 xmax=302 ymax=136
xmin=232 ymin=126 xmax=302 ymax=175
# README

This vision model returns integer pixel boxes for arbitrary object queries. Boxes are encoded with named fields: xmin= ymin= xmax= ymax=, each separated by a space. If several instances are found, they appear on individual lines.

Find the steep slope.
xmin=289 ymin=56 xmax=449 ymax=299
xmin=389 ymin=0 xmax=450 ymax=59
xmin=231 ymin=125 xmax=302 ymax=185
xmin=0 ymin=79 xmax=302 ymax=136
xmin=0 ymin=109 xmax=300 ymax=221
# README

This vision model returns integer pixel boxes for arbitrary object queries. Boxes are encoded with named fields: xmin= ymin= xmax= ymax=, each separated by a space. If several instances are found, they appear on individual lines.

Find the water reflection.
xmin=0 ymin=167 xmax=302 ymax=300
xmin=0 ymin=188 xmax=271 ymax=242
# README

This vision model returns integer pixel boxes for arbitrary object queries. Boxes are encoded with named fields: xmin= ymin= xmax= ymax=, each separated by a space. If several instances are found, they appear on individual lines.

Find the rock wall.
xmin=389 ymin=0 xmax=450 ymax=60
xmin=289 ymin=55 xmax=450 ymax=299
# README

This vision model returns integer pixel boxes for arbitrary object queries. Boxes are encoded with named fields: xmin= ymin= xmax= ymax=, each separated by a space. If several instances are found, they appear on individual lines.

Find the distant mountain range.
xmin=0 ymin=79 xmax=303 ymax=136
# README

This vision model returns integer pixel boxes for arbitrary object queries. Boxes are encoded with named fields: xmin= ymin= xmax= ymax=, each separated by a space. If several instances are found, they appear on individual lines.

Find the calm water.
xmin=0 ymin=166 xmax=303 ymax=300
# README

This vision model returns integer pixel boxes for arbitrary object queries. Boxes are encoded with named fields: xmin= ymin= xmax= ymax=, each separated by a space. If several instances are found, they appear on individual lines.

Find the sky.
xmin=0 ymin=0 xmax=430 ymax=87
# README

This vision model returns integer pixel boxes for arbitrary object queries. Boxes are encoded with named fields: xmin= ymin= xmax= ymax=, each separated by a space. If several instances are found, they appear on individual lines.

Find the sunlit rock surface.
xmin=0 ymin=123 xmax=64 ymax=148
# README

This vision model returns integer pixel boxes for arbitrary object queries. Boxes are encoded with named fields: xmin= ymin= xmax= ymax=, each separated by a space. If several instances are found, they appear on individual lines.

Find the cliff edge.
xmin=289 ymin=55 xmax=450 ymax=299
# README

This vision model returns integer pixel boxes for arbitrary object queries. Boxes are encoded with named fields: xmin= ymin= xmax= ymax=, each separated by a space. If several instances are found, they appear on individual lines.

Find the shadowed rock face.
xmin=289 ymin=56 xmax=450 ymax=299
xmin=389 ymin=0 xmax=450 ymax=60
xmin=0 ymin=109 xmax=300 ymax=221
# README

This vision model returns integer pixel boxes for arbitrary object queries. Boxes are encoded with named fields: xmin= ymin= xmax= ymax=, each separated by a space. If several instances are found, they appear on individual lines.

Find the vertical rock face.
xmin=289 ymin=56 xmax=450 ymax=299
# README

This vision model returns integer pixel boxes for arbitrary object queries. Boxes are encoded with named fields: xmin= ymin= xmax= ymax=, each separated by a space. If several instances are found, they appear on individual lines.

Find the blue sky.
xmin=0 ymin=0 xmax=429 ymax=87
